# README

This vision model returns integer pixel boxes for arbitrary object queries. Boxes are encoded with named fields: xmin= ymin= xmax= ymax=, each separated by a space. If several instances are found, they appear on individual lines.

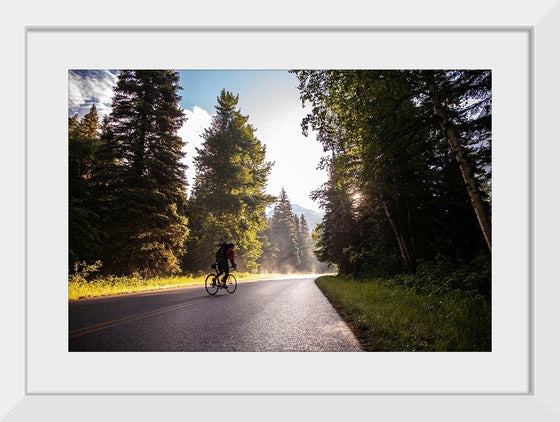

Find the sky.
xmin=68 ymin=70 xmax=327 ymax=213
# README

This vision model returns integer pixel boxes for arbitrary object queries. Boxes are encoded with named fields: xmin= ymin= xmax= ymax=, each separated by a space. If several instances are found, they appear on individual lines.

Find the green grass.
xmin=315 ymin=275 xmax=491 ymax=351
xmin=68 ymin=272 xmax=309 ymax=300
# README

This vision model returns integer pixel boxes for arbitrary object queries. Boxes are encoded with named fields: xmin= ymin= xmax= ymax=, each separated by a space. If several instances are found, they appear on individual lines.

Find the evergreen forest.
xmin=69 ymin=71 xmax=321 ymax=278
xmin=69 ymin=69 xmax=491 ymax=296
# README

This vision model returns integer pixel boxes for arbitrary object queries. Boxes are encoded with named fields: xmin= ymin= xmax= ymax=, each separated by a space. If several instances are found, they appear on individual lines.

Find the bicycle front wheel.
xmin=205 ymin=274 xmax=219 ymax=295
xmin=225 ymin=274 xmax=237 ymax=293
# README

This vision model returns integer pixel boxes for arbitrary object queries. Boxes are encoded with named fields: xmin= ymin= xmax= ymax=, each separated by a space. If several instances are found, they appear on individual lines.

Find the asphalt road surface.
xmin=69 ymin=275 xmax=363 ymax=352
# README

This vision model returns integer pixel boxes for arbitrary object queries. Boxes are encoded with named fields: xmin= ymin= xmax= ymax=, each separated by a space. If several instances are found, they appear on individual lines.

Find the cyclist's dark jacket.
xmin=217 ymin=246 xmax=234 ymax=270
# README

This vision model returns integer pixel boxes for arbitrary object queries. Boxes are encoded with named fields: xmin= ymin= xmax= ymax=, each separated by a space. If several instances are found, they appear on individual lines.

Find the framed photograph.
xmin=3 ymin=0 xmax=558 ymax=419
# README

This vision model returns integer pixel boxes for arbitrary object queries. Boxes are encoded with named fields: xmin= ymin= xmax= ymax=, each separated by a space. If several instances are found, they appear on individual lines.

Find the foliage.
xmin=69 ymin=260 xmax=103 ymax=284
xmin=181 ymin=90 xmax=275 ymax=273
xmin=292 ymin=70 xmax=492 ymax=276
xmin=91 ymin=70 xmax=189 ymax=277
xmin=296 ymin=214 xmax=314 ymax=271
xmin=261 ymin=190 xmax=326 ymax=273
xmin=68 ymin=105 xmax=105 ymax=270
xmin=69 ymin=69 xmax=492 ymax=291
xmin=264 ymin=188 xmax=301 ymax=272
xmin=392 ymin=253 xmax=491 ymax=296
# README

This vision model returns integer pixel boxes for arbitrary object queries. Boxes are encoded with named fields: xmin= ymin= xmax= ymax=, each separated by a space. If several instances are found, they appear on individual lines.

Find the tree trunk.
xmin=428 ymin=82 xmax=492 ymax=253
xmin=406 ymin=198 xmax=417 ymax=257
xmin=383 ymin=200 xmax=415 ymax=272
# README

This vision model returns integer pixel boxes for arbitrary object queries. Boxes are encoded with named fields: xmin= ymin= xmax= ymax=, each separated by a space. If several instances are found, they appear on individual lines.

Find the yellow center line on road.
xmin=69 ymin=298 xmax=208 ymax=339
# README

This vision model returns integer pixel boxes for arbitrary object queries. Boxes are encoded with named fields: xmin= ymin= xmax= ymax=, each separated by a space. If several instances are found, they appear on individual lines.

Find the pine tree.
xmin=268 ymin=188 xmax=300 ymax=272
xmin=93 ymin=70 xmax=189 ymax=276
xmin=78 ymin=104 xmax=99 ymax=139
xmin=257 ymin=212 xmax=278 ymax=272
xmin=297 ymin=214 xmax=314 ymax=272
xmin=68 ymin=105 xmax=104 ymax=271
xmin=294 ymin=215 xmax=302 ymax=269
xmin=68 ymin=114 xmax=79 ymax=136
xmin=310 ymin=166 xmax=361 ymax=274
xmin=183 ymin=90 xmax=274 ymax=273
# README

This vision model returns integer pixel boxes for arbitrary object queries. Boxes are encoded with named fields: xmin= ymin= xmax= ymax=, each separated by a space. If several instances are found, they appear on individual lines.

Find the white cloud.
xmin=68 ymin=70 xmax=118 ymax=119
xmin=68 ymin=73 xmax=85 ymax=109
xmin=178 ymin=106 xmax=214 ymax=192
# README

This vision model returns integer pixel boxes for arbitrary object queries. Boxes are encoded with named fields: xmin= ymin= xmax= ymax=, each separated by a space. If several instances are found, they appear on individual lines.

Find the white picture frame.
xmin=3 ymin=0 xmax=559 ymax=419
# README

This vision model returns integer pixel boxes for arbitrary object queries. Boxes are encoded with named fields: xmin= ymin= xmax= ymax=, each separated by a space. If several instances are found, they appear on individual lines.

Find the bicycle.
xmin=205 ymin=264 xmax=237 ymax=295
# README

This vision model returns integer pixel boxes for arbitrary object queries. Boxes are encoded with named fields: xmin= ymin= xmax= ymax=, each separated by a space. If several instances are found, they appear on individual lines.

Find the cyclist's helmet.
xmin=228 ymin=242 xmax=234 ymax=248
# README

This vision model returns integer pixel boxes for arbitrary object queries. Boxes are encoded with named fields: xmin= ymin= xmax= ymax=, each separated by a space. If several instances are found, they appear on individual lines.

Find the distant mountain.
xmin=291 ymin=204 xmax=323 ymax=230
xmin=267 ymin=203 xmax=323 ymax=231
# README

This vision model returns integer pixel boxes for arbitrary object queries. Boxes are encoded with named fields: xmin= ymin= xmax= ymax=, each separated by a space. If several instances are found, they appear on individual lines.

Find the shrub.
xmin=69 ymin=260 xmax=103 ymax=283
xmin=392 ymin=253 xmax=491 ymax=296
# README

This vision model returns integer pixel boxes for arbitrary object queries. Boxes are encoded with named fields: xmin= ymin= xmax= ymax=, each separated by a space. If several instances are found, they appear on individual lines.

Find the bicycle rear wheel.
xmin=225 ymin=274 xmax=237 ymax=293
xmin=205 ymin=274 xmax=219 ymax=295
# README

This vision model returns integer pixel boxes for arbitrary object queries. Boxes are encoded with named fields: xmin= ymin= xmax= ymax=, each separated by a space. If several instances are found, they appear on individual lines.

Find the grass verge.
xmin=315 ymin=275 xmax=491 ymax=351
xmin=69 ymin=272 xmax=312 ymax=300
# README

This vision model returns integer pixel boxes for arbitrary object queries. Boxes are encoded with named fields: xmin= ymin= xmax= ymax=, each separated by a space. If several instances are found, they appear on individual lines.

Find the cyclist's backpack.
xmin=215 ymin=243 xmax=227 ymax=260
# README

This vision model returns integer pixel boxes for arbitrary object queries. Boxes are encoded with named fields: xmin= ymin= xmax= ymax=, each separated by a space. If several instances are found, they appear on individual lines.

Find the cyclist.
xmin=216 ymin=242 xmax=236 ymax=287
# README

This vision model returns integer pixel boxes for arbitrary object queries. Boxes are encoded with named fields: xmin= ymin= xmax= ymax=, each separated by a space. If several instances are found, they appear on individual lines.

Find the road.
xmin=69 ymin=275 xmax=363 ymax=352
